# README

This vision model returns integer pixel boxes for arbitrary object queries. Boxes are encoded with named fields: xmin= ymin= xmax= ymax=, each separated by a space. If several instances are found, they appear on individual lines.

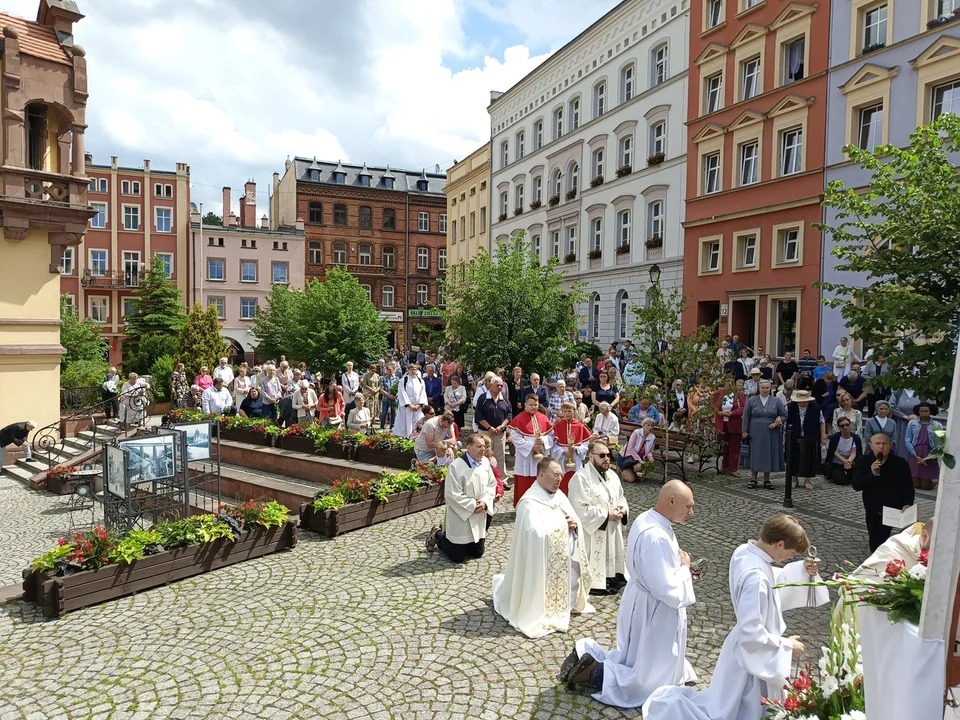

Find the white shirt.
xmin=214 ymin=364 xmax=234 ymax=386
xmin=201 ymin=386 xmax=234 ymax=415
xmin=721 ymin=395 xmax=734 ymax=422
xmin=593 ymin=412 xmax=620 ymax=439
xmin=341 ymin=371 xmax=360 ymax=402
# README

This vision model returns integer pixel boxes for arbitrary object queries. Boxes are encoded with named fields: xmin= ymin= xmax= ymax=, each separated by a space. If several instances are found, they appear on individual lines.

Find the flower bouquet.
xmin=415 ymin=461 xmax=447 ymax=484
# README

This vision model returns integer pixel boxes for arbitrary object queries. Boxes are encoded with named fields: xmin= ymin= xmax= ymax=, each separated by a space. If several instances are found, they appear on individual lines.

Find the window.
xmin=480 ymin=207 xmax=487 ymax=232
xmin=653 ymin=45 xmax=668 ymax=86
xmin=308 ymin=202 xmax=322 ymax=223
xmin=738 ymin=234 xmax=758 ymax=268
xmin=155 ymin=207 xmax=172 ymax=233
xmin=501 ymin=140 xmax=509 ymax=168
xmin=780 ymin=128 xmax=803 ymax=176
xmin=360 ymin=175 xmax=371 ymax=187
xmin=439 ymin=213 xmax=447 ymax=233
xmin=551 ymin=230 xmax=560 ymax=258
xmin=25 ymin=104 xmax=46 ymax=171
xmin=939 ymin=0 xmax=960 ymax=14
xmin=89 ymin=296 xmax=108 ymax=324
xmin=123 ymin=205 xmax=140 ymax=230
xmin=359 ymin=244 xmax=371 ymax=265
xmin=515 ymin=183 xmax=524 ymax=210
xmin=741 ymin=57 xmax=761 ymax=100
xmin=334 ymin=204 xmax=347 ymax=226
xmin=705 ymin=73 xmax=723 ymax=113
xmin=241 ymin=260 xmax=257 ymax=282
xmin=97 ymin=178 xmax=107 ymax=193
xmin=532 ymin=233 xmax=541 ymax=258
xmin=382 ymin=285 xmax=395 ymax=308
xmin=272 ymin=262 xmax=288 ymax=284
xmin=621 ymin=64 xmax=635 ymax=102
xmin=933 ymin=80 xmax=960 ymax=120
xmin=570 ymin=97 xmax=580 ymax=130
xmin=858 ymin=104 xmax=883 ymax=150
xmin=240 ymin=298 xmax=257 ymax=320
xmin=533 ymin=176 xmax=542 ymax=203
xmin=703 ymin=239 xmax=721 ymax=272
xmin=123 ymin=251 xmax=140 ymax=287
xmin=60 ymin=247 xmax=74 ymax=275
xmin=208 ymin=296 xmax=225 ymax=320
xmin=90 ymin=249 xmax=107 ymax=276
xmin=707 ymin=0 xmax=723 ymax=26
xmin=154 ymin=183 xmax=172 ymax=198
xmin=594 ymin=82 xmax=606 ymax=117
xmin=516 ymin=131 xmax=525 ymax=159
xmin=438 ymin=248 xmax=447 ymax=271
xmin=616 ymin=291 xmax=630 ymax=340
xmin=383 ymin=208 xmax=396 ymax=230
xmin=460 ymin=216 xmax=465 ymax=241
xmin=784 ymin=37 xmax=805 ymax=84
xmin=499 ymin=191 xmax=508 ymax=217
xmin=703 ymin=153 xmax=721 ymax=194
xmin=591 ymin=217 xmax=603 ymax=251
xmin=418 ymin=212 xmax=429 ymax=232
xmin=208 ymin=258 xmax=225 ymax=281
xmin=437 ymin=284 xmax=446 ymax=307
xmin=586 ymin=150 xmax=602 ymax=184
xmin=649 ymin=122 xmax=666 ymax=157
xmin=617 ymin=210 xmax=631 ymax=247
xmin=361 ymin=284 xmax=372 ymax=302
xmin=863 ymin=4 xmax=887 ymax=49
xmin=451 ymin=220 xmax=457 ymax=242
xmin=588 ymin=293 xmax=600 ymax=338
xmin=534 ymin=120 xmax=543 ymax=149
xmin=417 ymin=247 xmax=429 ymax=270
xmin=383 ymin=246 xmax=395 ymax=268
xmin=618 ymin=135 xmax=633 ymax=168
xmin=359 ymin=206 xmax=372 ymax=229
xmin=568 ymin=164 xmax=579 ymax=193
xmin=552 ymin=170 xmax=562 ymax=197
xmin=469 ymin=213 xmax=476 ymax=236
xmin=773 ymin=298 xmax=798 ymax=356
xmin=121 ymin=180 xmax=140 ymax=195
xmin=90 ymin=202 xmax=106 ymax=229
xmin=739 ymin=142 xmax=759 ymax=185
xmin=553 ymin=107 xmax=564 ymax=139
xmin=384 ymin=178 xmax=395 ymax=190
xmin=780 ymin=228 xmax=800 ymax=263
xmin=648 ymin=201 xmax=664 ymax=240
xmin=333 ymin=172 xmax=346 ymax=184
xmin=416 ymin=284 xmax=428 ymax=305
xmin=62 ymin=294 xmax=75 ymax=316
xmin=566 ymin=226 xmax=577 ymax=256
xmin=333 ymin=243 xmax=346 ymax=264
xmin=309 ymin=241 xmax=322 ymax=264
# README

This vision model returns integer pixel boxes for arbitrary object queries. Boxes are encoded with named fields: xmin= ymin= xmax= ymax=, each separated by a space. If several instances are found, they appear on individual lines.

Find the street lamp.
xmin=648 ymin=263 xmax=662 ymax=286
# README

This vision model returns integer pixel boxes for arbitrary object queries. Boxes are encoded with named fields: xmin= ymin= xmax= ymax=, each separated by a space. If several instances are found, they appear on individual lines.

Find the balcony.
xmin=80 ymin=270 xmax=145 ymax=289
xmin=336 ymin=262 xmax=398 ymax=276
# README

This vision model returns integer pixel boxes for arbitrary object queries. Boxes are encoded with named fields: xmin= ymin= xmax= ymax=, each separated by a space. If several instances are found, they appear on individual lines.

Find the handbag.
xmin=738 ymin=439 xmax=751 ymax=469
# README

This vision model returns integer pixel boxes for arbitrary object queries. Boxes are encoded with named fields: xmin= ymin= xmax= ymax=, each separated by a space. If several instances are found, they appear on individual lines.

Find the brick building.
xmin=271 ymin=159 xmax=447 ymax=349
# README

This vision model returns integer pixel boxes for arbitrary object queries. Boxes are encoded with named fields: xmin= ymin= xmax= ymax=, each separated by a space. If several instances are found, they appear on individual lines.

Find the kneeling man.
xmin=493 ymin=458 xmax=594 ymax=638
xmin=426 ymin=433 xmax=496 ymax=563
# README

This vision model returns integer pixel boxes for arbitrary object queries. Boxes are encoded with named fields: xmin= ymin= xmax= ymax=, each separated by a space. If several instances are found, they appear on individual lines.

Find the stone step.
xmin=15 ymin=458 xmax=49 ymax=475
xmin=63 ymin=437 xmax=93 ymax=453
xmin=2 ymin=464 xmax=35 ymax=484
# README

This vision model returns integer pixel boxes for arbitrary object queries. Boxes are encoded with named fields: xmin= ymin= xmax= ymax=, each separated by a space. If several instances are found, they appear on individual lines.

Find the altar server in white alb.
xmin=563 ymin=480 xmax=696 ymax=707
xmin=566 ymin=439 xmax=629 ymax=596
xmin=393 ymin=364 xmax=427 ymax=439
xmin=493 ymin=458 xmax=594 ymax=638
xmin=642 ymin=513 xmax=828 ymax=720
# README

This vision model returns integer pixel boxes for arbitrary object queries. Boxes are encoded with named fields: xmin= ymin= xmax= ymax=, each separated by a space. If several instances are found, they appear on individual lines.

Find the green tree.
xmin=60 ymin=294 xmax=108 ymax=367
xmin=201 ymin=211 xmax=223 ymax=227
xmin=815 ymin=114 xmax=960 ymax=403
xmin=122 ymin=254 xmax=185 ymax=372
xmin=252 ymin=268 xmax=389 ymax=377
xmin=177 ymin=303 xmax=229 ymax=377
xmin=441 ymin=233 xmax=585 ymax=374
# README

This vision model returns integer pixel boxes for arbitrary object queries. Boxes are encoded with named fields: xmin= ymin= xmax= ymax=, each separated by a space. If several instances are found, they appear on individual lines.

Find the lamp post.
xmin=649 ymin=263 xmax=662 ymax=353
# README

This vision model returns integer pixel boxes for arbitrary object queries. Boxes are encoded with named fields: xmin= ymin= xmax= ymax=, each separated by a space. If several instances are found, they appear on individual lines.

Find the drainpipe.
xmin=404 ymin=190 xmax=410 ymax=349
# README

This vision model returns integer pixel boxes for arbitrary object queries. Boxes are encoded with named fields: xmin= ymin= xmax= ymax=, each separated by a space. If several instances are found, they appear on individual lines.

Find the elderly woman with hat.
xmin=744 ymin=366 xmax=762 ymax=396
xmin=786 ymin=389 xmax=826 ymax=489
xmin=905 ymin=401 xmax=944 ymax=489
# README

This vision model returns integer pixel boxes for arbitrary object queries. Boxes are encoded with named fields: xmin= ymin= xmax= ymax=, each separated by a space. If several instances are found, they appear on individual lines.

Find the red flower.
xmin=885 ymin=559 xmax=906 ymax=578
xmin=784 ymin=696 xmax=801 ymax=712
xmin=792 ymin=671 xmax=812 ymax=691
xmin=919 ymin=550 xmax=929 ymax=567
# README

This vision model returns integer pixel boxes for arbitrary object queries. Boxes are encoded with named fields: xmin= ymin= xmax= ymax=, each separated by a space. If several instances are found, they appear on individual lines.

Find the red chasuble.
xmin=509 ymin=410 xmax=553 ymax=506
xmin=552 ymin=419 xmax=593 ymax=493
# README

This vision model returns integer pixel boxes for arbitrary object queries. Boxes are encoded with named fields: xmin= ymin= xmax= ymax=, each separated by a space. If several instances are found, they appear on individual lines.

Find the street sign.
xmin=379 ymin=311 xmax=404 ymax=322
xmin=408 ymin=309 xmax=442 ymax=318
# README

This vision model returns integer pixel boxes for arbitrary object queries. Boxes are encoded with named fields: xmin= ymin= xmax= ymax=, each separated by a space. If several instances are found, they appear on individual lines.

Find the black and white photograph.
xmin=175 ymin=421 xmax=212 ymax=462
xmin=104 ymin=444 xmax=127 ymax=499
xmin=119 ymin=434 xmax=176 ymax=484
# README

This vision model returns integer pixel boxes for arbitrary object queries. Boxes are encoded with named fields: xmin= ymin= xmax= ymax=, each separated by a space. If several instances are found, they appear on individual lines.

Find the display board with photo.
xmin=104 ymin=444 xmax=128 ymax=498
xmin=119 ymin=434 xmax=176 ymax=485
xmin=174 ymin=421 xmax=212 ymax=462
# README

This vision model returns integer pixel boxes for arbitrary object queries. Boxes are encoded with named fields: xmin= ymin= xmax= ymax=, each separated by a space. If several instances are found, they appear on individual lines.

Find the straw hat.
xmin=749 ymin=367 xmax=762 ymax=376
xmin=792 ymin=390 xmax=814 ymax=403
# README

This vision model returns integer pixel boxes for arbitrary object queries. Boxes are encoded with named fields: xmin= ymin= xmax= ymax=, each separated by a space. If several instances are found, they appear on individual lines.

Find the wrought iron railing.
xmin=80 ymin=269 xmax=145 ymax=289
xmin=60 ymin=386 xmax=103 ymax=412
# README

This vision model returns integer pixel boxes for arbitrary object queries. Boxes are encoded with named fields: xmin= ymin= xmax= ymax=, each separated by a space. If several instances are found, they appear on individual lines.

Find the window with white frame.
xmin=739 ymin=234 xmax=758 ymax=268
xmin=437 ymin=284 xmax=446 ymax=307
xmin=515 ymin=183 xmax=524 ymax=210
xmin=534 ymin=176 xmax=542 ymax=203
xmin=382 ymin=285 xmax=395 ymax=307
xmin=358 ymin=244 xmax=371 ymax=265
xmin=516 ymin=131 xmax=525 ymax=159
xmin=647 ymin=200 xmax=664 ymax=240
xmin=588 ymin=293 xmax=600 ymax=338
xmin=240 ymin=298 xmax=257 ymax=320
xmin=155 ymin=207 xmax=172 ymax=233
xmin=784 ymin=37 xmax=805 ymax=83
xmin=98 ymin=178 xmax=107 ymax=193
xmin=707 ymin=0 xmax=723 ymax=27
xmin=933 ymin=80 xmax=960 ymax=120
xmin=618 ymin=135 xmax=633 ymax=168
xmin=416 ymin=284 xmax=428 ymax=305
xmin=417 ymin=246 xmax=429 ymax=270
xmin=591 ymin=217 xmax=603 ymax=251
xmin=592 ymin=148 xmax=604 ymax=180
xmin=705 ymin=73 xmax=723 ymax=113
xmin=594 ymin=82 xmax=606 ymax=117
xmin=863 ymin=4 xmax=887 ymax=49
xmin=90 ymin=202 xmax=106 ymax=229
xmin=208 ymin=296 xmax=225 ymax=320
xmin=241 ymin=260 xmax=257 ymax=282
xmin=779 ymin=228 xmax=800 ymax=263
xmin=383 ymin=246 xmax=395 ymax=268
xmin=460 ymin=216 xmax=466 ymax=241
xmin=308 ymin=242 xmax=322 ymax=264
xmin=361 ymin=284 xmax=372 ymax=303
xmin=617 ymin=209 xmax=632 ymax=247
xmin=550 ymin=230 xmax=560 ymax=258
xmin=123 ymin=205 xmax=140 ymax=230
xmin=501 ymin=140 xmax=509 ymax=168
xmin=939 ymin=0 xmax=960 ymax=14
xmin=552 ymin=170 xmax=562 ymax=197
xmin=60 ymin=247 xmax=74 ymax=275
xmin=121 ymin=180 xmax=130 ymax=194
xmin=569 ymin=97 xmax=580 ymax=130
xmin=780 ymin=128 xmax=803 ymax=176
xmin=90 ymin=249 xmax=107 ymax=276
xmin=741 ymin=56 xmax=761 ymax=100
xmin=858 ymin=104 xmax=884 ymax=150
xmin=704 ymin=239 xmax=721 ymax=272
xmin=566 ymin=226 xmax=577 ymax=256
xmin=621 ymin=64 xmax=635 ymax=102
xmin=157 ymin=253 xmax=173 ymax=278
xmin=534 ymin=120 xmax=543 ymax=149
xmin=703 ymin=152 xmax=721 ymax=194
xmin=439 ymin=213 xmax=447 ymax=233
xmin=451 ymin=220 xmax=457 ymax=242
xmin=438 ymin=248 xmax=447 ymax=271
xmin=418 ymin=212 xmax=429 ymax=232
xmin=273 ymin=262 xmax=288 ymax=284
xmin=553 ymin=107 xmax=564 ymax=139
xmin=653 ymin=45 xmax=668 ymax=86
xmin=89 ymin=296 xmax=108 ymax=323
xmin=333 ymin=243 xmax=346 ymax=264
xmin=739 ymin=142 xmax=759 ymax=185
xmin=532 ymin=233 xmax=541 ymax=258
xmin=649 ymin=122 xmax=666 ymax=157
xmin=568 ymin=163 xmax=579 ymax=194
xmin=469 ymin=213 xmax=475 ymax=236
xmin=616 ymin=291 xmax=630 ymax=339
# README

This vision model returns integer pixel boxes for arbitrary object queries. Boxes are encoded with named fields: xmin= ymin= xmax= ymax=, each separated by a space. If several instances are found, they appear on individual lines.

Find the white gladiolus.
xmin=820 ymin=675 xmax=840 ymax=698
xmin=841 ymin=711 xmax=867 ymax=720
xmin=908 ymin=563 xmax=927 ymax=581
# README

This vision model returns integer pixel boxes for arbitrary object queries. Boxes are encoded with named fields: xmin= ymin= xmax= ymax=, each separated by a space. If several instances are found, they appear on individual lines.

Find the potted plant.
xmin=616 ymin=164 xmax=632 ymax=178
xmin=355 ymin=431 xmax=416 ymax=469
xmin=44 ymin=465 xmax=79 ymax=495
xmin=647 ymin=151 xmax=666 ymax=166
xmin=861 ymin=42 xmax=885 ymax=54
xmin=514 ymin=207 xmax=523 ymax=216
xmin=548 ymin=194 xmax=561 ymax=207
xmin=565 ymin=189 xmax=577 ymax=200
xmin=563 ymin=252 xmax=577 ymax=264
xmin=218 ymin=416 xmax=275 ymax=446
xmin=616 ymin=243 xmax=631 ymax=255
xmin=529 ymin=199 xmax=542 ymax=210
xmin=590 ymin=175 xmax=604 ymax=187
xmin=587 ymin=249 xmax=602 ymax=260
xmin=278 ymin=423 xmax=318 ymax=455
xmin=645 ymin=235 xmax=663 ymax=249
xmin=498 ymin=212 xmax=508 ymax=222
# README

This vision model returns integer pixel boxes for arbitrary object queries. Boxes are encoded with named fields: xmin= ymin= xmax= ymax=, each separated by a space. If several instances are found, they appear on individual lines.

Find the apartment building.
xmin=445 ymin=144 xmax=490 ymax=270
xmin=489 ymin=0 xmax=689 ymax=347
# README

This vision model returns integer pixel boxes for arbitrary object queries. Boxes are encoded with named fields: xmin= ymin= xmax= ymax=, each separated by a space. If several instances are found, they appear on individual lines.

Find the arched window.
xmin=567 ymin=162 xmax=579 ymax=194
xmin=552 ymin=169 xmax=563 ymax=197
xmin=589 ymin=292 xmax=601 ymax=339
xmin=616 ymin=290 xmax=630 ymax=340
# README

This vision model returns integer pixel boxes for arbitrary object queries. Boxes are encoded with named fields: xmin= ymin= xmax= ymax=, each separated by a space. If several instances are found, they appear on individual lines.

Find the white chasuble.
xmin=393 ymin=375 xmax=426 ymax=439
xmin=493 ymin=482 xmax=594 ymax=638
xmin=567 ymin=464 xmax=628 ymax=591
xmin=577 ymin=509 xmax=695 ymax=709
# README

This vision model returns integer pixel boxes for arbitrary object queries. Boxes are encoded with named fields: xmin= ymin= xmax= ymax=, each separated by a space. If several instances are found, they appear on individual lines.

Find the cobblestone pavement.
xmin=0 ymin=463 xmax=937 ymax=720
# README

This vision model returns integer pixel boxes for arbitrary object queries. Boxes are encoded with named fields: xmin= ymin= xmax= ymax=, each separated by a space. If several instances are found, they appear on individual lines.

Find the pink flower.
xmin=885 ymin=559 xmax=906 ymax=578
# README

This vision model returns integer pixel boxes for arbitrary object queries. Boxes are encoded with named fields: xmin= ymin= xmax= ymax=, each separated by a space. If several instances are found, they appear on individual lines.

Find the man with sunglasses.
xmin=567 ymin=440 xmax=629 ymax=597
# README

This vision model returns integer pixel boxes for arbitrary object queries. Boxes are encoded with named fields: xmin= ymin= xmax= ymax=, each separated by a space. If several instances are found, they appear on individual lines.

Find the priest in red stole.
xmin=551 ymin=401 xmax=593 ymax=495
xmin=509 ymin=394 xmax=554 ymax=506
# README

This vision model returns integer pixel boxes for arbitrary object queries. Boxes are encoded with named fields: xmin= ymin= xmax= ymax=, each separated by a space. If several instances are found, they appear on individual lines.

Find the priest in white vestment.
xmin=493 ymin=457 xmax=594 ymax=638
xmin=509 ymin=395 xmax=555 ymax=506
xmin=642 ymin=513 xmax=827 ymax=720
xmin=393 ymin=365 xmax=427 ymax=439
xmin=566 ymin=439 xmax=629 ymax=596
xmin=564 ymin=480 xmax=695 ymax=706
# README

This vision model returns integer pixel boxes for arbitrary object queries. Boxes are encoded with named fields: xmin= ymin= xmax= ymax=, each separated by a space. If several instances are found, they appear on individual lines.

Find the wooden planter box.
xmin=300 ymin=483 xmax=444 ymax=537
xmin=22 ymin=520 xmax=297 ymax=618
xmin=217 ymin=427 xmax=273 ymax=446
xmin=279 ymin=435 xmax=317 ymax=455
xmin=355 ymin=446 xmax=415 ymax=469
xmin=45 ymin=474 xmax=80 ymax=495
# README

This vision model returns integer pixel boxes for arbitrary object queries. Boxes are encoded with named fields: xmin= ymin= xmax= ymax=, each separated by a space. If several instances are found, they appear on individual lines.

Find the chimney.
xmin=222 ymin=187 xmax=231 ymax=223
xmin=228 ymin=211 xmax=238 ymax=228
xmin=241 ymin=181 xmax=256 ymax=228
xmin=261 ymin=214 xmax=269 ymax=229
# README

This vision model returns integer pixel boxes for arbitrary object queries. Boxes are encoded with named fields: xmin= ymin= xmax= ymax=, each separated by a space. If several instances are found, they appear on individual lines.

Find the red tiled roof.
xmin=0 ymin=11 xmax=71 ymax=66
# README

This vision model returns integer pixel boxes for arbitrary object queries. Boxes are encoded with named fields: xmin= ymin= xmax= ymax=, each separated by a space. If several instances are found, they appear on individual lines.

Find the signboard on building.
xmin=379 ymin=311 xmax=404 ymax=322
xmin=408 ymin=309 xmax=443 ymax=319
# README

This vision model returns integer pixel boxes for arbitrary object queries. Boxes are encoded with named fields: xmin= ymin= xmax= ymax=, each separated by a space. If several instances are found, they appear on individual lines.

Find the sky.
xmin=7 ymin=0 xmax=622 ymax=217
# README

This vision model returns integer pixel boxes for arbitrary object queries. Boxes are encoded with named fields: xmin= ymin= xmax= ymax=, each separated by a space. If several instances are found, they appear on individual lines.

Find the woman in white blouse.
xmin=347 ymin=393 xmax=373 ymax=432
xmin=233 ymin=366 xmax=253 ymax=408
xmin=832 ymin=336 xmax=860 ymax=377
xmin=831 ymin=390 xmax=863 ymax=436
xmin=292 ymin=380 xmax=318 ymax=424
xmin=592 ymin=401 xmax=620 ymax=441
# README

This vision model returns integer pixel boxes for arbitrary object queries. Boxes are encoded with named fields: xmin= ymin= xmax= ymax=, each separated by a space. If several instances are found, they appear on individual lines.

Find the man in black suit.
xmin=852 ymin=432 xmax=915 ymax=552
xmin=521 ymin=373 xmax=548 ymax=409
xmin=578 ymin=357 xmax=598 ymax=392
xmin=0 ymin=420 xmax=36 ymax=467
xmin=276 ymin=395 xmax=297 ymax=428
xmin=666 ymin=379 xmax=689 ymax=424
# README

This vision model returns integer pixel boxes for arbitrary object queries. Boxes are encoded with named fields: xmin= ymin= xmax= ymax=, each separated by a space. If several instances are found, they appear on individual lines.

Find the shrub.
xmin=149 ymin=355 xmax=175 ymax=402
xmin=61 ymin=359 xmax=109 ymax=388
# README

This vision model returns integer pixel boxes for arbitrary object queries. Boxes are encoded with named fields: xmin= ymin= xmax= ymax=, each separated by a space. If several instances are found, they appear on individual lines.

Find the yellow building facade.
xmin=444 ymin=144 xmax=490 ymax=271
xmin=0 ymin=1 xmax=92 ymax=438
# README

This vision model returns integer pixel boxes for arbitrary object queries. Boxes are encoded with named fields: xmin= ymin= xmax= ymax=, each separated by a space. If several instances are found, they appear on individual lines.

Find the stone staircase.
xmin=2 ymin=420 xmax=126 ymax=485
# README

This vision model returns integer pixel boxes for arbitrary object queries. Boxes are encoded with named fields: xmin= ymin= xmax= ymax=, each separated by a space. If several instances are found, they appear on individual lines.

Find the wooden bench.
xmin=618 ymin=421 xmax=720 ymax=481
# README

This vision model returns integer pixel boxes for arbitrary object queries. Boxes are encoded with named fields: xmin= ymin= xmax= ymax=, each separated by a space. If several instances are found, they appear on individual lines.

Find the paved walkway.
xmin=0 ymin=464 xmax=936 ymax=719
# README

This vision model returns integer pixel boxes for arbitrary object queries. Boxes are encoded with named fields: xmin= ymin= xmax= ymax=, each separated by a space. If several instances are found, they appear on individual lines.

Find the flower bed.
xmin=355 ymin=432 xmax=416 ymax=469
xmin=23 ymin=502 xmax=295 ymax=617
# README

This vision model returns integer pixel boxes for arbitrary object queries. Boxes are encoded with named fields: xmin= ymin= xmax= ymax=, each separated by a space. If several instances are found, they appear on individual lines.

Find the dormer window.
xmin=360 ymin=176 xmax=370 ymax=186
xmin=417 ymin=180 xmax=429 ymax=191
xmin=384 ymin=178 xmax=395 ymax=189
xmin=310 ymin=170 xmax=319 ymax=181
xmin=334 ymin=172 xmax=346 ymax=184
